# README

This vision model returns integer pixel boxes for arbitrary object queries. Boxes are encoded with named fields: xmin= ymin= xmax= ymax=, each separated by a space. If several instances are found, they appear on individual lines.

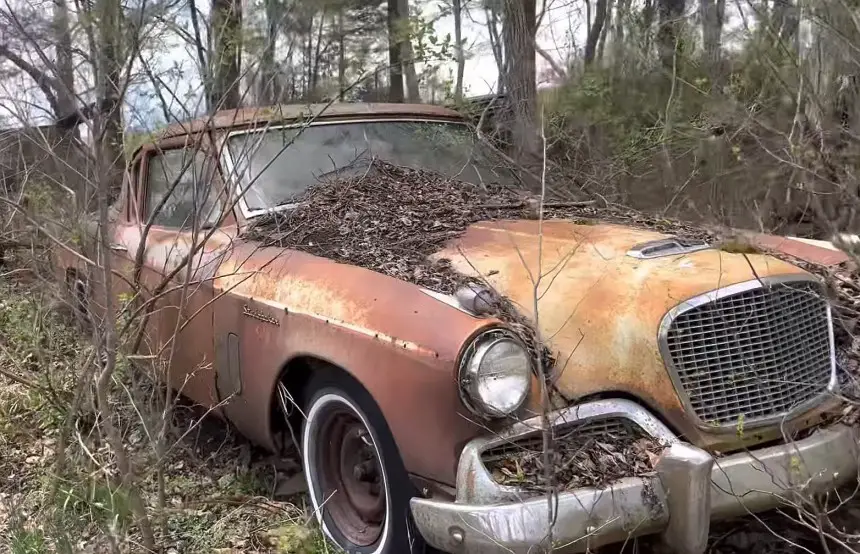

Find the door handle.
xmin=109 ymin=243 xmax=128 ymax=252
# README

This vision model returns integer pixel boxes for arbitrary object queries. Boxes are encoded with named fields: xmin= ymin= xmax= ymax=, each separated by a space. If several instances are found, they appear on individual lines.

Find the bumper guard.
xmin=410 ymin=400 xmax=859 ymax=554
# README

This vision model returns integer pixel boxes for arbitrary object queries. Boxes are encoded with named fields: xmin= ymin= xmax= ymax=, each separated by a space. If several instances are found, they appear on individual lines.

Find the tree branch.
xmin=0 ymin=43 xmax=61 ymax=115
xmin=537 ymin=44 xmax=567 ymax=79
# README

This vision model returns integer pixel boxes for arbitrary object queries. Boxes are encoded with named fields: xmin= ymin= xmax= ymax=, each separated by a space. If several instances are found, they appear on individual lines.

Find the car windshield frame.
xmin=220 ymin=117 xmax=516 ymax=220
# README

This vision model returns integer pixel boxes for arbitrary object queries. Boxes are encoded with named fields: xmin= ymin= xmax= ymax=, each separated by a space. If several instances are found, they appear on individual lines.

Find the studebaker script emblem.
xmin=242 ymin=304 xmax=280 ymax=326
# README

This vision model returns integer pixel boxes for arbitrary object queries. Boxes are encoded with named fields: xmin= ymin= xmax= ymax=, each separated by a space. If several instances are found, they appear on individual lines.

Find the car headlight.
xmin=459 ymin=329 xmax=532 ymax=418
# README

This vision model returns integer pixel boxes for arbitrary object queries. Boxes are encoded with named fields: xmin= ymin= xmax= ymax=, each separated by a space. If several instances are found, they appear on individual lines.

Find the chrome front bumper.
xmin=411 ymin=400 xmax=859 ymax=554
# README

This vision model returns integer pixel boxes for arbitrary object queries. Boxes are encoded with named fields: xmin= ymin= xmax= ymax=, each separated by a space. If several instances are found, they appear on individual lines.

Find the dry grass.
xmin=0 ymin=272 xmax=331 ymax=554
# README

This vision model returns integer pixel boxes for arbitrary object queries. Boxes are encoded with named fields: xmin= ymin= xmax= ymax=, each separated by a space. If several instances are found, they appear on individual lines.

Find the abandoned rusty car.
xmin=54 ymin=103 xmax=859 ymax=554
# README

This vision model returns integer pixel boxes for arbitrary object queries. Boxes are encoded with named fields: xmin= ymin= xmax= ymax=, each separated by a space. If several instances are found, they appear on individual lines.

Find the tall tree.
xmin=399 ymin=0 xmax=420 ymax=102
xmin=336 ymin=6 xmax=346 ymax=99
xmin=209 ymin=0 xmax=243 ymax=110
xmin=0 ymin=1 xmax=77 ymax=123
xmin=642 ymin=0 xmax=655 ymax=54
xmin=613 ymin=0 xmax=630 ymax=48
xmin=52 ymin=0 xmax=75 ymax=116
xmin=772 ymin=0 xmax=799 ymax=45
xmin=259 ymin=0 xmax=282 ymax=104
xmin=188 ymin=0 xmax=210 ymax=105
xmin=502 ymin=0 xmax=537 ymax=161
xmin=387 ymin=0 xmax=404 ymax=102
xmin=596 ymin=0 xmax=613 ymax=62
xmin=95 ymin=0 xmax=125 ymax=197
xmin=700 ymin=0 xmax=725 ymax=85
xmin=453 ymin=0 xmax=464 ymax=101
xmin=584 ymin=0 xmax=609 ymax=66
xmin=484 ymin=0 xmax=504 ymax=92
xmin=656 ymin=0 xmax=685 ymax=71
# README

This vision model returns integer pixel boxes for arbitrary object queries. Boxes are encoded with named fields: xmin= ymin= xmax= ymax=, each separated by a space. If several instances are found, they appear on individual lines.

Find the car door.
xmin=132 ymin=135 xmax=231 ymax=407
xmin=105 ymin=155 xmax=143 ymax=315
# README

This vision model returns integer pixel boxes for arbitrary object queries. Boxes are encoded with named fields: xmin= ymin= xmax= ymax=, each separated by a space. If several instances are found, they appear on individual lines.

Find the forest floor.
xmin=0 ymin=273 xmax=332 ymax=554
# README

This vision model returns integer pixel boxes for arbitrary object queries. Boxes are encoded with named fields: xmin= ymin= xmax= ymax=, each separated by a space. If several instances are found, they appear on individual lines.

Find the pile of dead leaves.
xmin=486 ymin=431 xmax=663 ymax=493
xmin=244 ymin=159 xmax=720 ymax=295
xmin=244 ymin=160 xmax=722 ymax=369
xmin=244 ymin=159 xmax=526 ymax=293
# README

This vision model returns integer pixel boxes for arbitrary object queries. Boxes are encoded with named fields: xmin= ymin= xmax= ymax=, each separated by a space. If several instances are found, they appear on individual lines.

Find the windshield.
xmin=226 ymin=120 xmax=520 ymax=212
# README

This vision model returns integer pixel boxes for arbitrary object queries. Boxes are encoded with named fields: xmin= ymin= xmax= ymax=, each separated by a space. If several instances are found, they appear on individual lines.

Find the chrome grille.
xmin=663 ymin=279 xmax=834 ymax=426
xmin=481 ymin=417 xmax=643 ymax=463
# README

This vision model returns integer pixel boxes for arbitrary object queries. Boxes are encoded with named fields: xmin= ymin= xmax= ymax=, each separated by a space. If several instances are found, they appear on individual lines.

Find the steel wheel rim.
xmin=315 ymin=405 xmax=386 ymax=546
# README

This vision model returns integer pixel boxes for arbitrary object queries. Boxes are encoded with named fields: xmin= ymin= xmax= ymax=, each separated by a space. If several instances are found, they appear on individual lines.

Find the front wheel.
xmin=302 ymin=376 xmax=426 ymax=553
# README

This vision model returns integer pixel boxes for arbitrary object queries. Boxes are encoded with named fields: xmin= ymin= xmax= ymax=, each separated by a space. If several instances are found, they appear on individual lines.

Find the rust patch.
xmin=210 ymin=240 xmax=495 ymax=484
xmin=748 ymin=233 xmax=849 ymax=267
xmin=435 ymin=219 xmax=817 ymax=448
xmin=145 ymin=102 xmax=463 ymax=148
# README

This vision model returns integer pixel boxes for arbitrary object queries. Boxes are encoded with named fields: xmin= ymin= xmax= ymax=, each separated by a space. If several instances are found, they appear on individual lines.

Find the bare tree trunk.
xmin=584 ymin=0 xmax=609 ymax=66
xmin=502 ymin=0 xmax=538 ymax=162
xmin=657 ymin=0 xmax=685 ymax=71
xmin=96 ymin=0 xmax=124 ymax=200
xmin=260 ymin=0 xmax=281 ymax=104
xmin=700 ymin=0 xmax=725 ymax=87
xmin=387 ymin=0 xmax=404 ymax=102
xmin=773 ymin=0 xmax=799 ymax=45
xmin=209 ymin=0 xmax=242 ymax=110
xmin=403 ymin=49 xmax=420 ymax=102
xmin=486 ymin=1 xmax=504 ymax=93
xmin=337 ymin=8 xmax=346 ymax=100
xmin=304 ymin=18 xmax=313 ymax=97
xmin=311 ymin=9 xmax=327 ymax=96
xmin=453 ymin=0 xmax=464 ymax=101
xmin=586 ymin=0 xmax=592 ymax=35
xmin=643 ymin=0 xmax=656 ymax=56
xmin=597 ymin=0 xmax=613 ymax=62
xmin=189 ymin=0 xmax=209 ymax=103
xmin=614 ymin=0 xmax=630 ymax=44
xmin=52 ymin=0 xmax=75 ymax=117
xmin=399 ymin=0 xmax=420 ymax=102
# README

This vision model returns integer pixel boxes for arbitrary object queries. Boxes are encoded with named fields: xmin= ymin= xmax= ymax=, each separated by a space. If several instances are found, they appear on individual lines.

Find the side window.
xmin=146 ymin=148 xmax=222 ymax=228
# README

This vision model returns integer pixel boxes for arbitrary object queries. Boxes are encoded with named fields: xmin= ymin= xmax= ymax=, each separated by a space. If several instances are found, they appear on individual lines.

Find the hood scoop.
xmin=626 ymin=237 xmax=711 ymax=259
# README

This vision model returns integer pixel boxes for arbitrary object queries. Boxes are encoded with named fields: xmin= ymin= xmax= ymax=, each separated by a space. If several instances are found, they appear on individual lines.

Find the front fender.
xmin=212 ymin=245 xmax=496 ymax=485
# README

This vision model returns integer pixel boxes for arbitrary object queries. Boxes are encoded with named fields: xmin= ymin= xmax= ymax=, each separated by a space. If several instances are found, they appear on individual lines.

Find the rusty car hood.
xmin=433 ymin=219 xmax=822 ymax=449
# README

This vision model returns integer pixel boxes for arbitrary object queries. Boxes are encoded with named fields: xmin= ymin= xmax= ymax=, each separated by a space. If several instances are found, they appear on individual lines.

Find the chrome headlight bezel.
xmin=458 ymin=328 xmax=533 ymax=419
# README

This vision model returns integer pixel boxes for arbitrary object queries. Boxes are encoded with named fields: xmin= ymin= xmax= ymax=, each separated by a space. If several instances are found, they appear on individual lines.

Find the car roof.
xmin=149 ymin=102 xmax=465 ymax=144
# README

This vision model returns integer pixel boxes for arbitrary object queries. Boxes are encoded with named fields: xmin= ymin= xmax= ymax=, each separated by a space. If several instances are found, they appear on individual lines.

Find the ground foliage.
xmin=0 ymin=274 xmax=330 ymax=553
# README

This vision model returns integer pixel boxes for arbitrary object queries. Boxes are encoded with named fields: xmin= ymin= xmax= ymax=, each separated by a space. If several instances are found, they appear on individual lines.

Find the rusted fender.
xmin=212 ymin=239 xmax=498 ymax=485
xmin=435 ymin=220 xmax=819 ymax=450
xmin=747 ymin=232 xmax=851 ymax=267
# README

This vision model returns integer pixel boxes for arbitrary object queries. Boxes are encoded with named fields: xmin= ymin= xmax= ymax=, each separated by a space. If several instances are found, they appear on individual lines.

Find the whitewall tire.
xmin=301 ymin=374 xmax=427 ymax=553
